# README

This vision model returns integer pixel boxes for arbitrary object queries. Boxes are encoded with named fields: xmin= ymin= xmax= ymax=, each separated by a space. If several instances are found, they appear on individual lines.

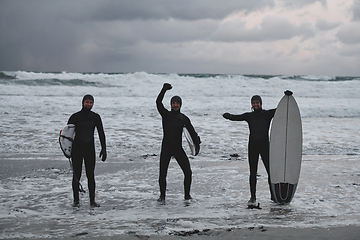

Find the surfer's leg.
xmin=159 ymin=150 xmax=172 ymax=200
xmin=260 ymin=142 xmax=274 ymax=200
xmin=248 ymin=142 xmax=259 ymax=200
xmin=71 ymin=146 xmax=83 ymax=203
xmin=84 ymin=144 xmax=96 ymax=204
xmin=174 ymin=148 xmax=192 ymax=200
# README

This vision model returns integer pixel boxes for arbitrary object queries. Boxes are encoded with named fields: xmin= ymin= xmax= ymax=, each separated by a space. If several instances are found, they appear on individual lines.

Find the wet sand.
xmin=5 ymin=226 xmax=360 ymax=240
xmin=1 ymin=154 xmax=360 ymax=239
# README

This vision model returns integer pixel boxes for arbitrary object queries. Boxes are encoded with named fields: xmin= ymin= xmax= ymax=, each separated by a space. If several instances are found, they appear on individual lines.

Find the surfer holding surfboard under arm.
xmin=67 ymin=94 xmax=107 ymax=208
xmin=156 ymin=83 xmax=201 ymax=204
xmin=223 ymin=90 xmax=293 ymax=208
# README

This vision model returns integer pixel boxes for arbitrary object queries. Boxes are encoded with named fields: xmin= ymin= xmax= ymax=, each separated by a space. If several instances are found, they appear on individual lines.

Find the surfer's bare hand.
xmin=100 ymin=149 xmax=107 ymax=162
xmin=163 ymin=83 xmax=172 ymax=91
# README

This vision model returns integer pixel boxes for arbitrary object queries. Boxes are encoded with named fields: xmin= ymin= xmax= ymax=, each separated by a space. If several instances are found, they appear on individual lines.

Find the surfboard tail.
xmin=271 ymin=183 xmax=298 ymax=204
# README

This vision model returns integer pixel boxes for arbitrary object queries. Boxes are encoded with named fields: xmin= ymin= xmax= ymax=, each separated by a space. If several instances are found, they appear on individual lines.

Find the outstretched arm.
xmin=156 ymin=83 xmax=172 ymax=116
xmin=223 ymin=112 xmax=246 ymax=121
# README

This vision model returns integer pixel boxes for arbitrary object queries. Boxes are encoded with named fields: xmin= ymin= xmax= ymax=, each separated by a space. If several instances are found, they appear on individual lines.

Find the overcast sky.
xmin=1 ymin=0 xmax=360 ymax=76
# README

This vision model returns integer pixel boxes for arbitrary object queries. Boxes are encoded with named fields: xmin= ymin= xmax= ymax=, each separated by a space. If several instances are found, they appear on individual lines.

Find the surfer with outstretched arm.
xmin=223 ymin=90 xmax=293 ymax=208
xmin=67 ymin=94 xmax=107 ymax=208
xmin=156 ymin=83 xmax=201 ymax=204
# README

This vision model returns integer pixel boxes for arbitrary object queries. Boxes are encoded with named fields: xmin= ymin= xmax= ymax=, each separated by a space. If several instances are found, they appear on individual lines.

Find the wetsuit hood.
xmin=251 ymin=95 xmax=262 ymax=112
xmin=170 ymin=96 xmax=182 ymax=106
xmin=170 ymin=95 xmax=182 ymax=113
xmin=82 ymin=94 xmax=94 ymax=106
xmin=251 ymin=95 xmax=262 ymax=105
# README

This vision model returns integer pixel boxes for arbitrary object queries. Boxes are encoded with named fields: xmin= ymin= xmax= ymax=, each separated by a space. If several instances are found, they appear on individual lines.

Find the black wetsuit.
xmin=68 ymin=107 xmax=106 ymax=203
xmin=156 ymin=88 xmax=200 ymax=200
xmin=224 ymin=108 xmax=276 ymax=200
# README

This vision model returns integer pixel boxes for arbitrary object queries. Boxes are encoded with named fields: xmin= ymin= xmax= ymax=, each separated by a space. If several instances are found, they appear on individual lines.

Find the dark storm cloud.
xmin=0 ymin=0 xmax=275 ymax=22
xmin=336 ymin=23 xmax=360 ymax=45
xmin=338 ymin=45 xmax=360 ymax=58
xmin=93 ymin=19 xmax=219 ymax=44
xmin=332 ymin=1 xmax=360 ymax=48
xmin=211 ymin=16 xmax=315 ymax=42
xmin=315 ymin=19 xmax=342 ymax=31
xmin=352 ymin=0 xmax=360 ymax=21
xmin=84 ymin=0 xmax=275 ymax=21
xmin=0 ymin=0 xmax=277 ymax=71
xmin=0 ymin=1 xmax=90 ymax=70
xmin=0 ymin=0 xmax=359 ymax=75
xmin=277 ymin=0 xmax=327 ymax=8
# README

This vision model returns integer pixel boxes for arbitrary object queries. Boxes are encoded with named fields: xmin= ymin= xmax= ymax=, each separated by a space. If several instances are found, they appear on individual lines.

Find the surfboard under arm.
xmin=183 ymin=127 xmax=196 ymax=156
xmin=59 ymin=124 xmax=76 ymax=158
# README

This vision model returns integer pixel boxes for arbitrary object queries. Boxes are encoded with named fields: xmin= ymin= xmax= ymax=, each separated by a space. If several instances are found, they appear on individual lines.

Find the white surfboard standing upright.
xmin=270 ymin=94 xmax=302 ymax=204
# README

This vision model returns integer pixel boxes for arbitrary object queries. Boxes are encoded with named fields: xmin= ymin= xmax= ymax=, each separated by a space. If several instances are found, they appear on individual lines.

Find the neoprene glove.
xmin=284 ymin=90 xmax=293 ymax=96
xmin=163 ymin=83 xmax=172 ymax=91
xmin=223 ymin=113 xmax=231 ymax=119
xmin=195 ymin=136 xmax=201 ymax=156
xmin=195 ymin=145 xmax=200 ymax=156
xmin=100 ymin=149 xmax=107 ymax=162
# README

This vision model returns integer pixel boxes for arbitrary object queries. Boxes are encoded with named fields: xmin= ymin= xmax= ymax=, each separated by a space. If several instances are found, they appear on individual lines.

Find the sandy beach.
xmin=1 ymin=154 xmax=359 ymax=239
xmin=3 ymin=226 xmax=360 ymax=240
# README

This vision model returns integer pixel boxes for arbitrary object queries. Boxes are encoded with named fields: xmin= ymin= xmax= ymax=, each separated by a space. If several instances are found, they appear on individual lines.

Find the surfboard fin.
xmin=272 ymin=183 xmax=296 ymax=204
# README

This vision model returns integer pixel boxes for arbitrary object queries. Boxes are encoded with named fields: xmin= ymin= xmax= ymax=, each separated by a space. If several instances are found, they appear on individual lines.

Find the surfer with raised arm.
xmin=223 ymin=90 xmax=293 ymax=207
xmin=156 ymin=83 xmax=201 ymax=204
xmin=67 ymin=94 xmax=107 ymax=208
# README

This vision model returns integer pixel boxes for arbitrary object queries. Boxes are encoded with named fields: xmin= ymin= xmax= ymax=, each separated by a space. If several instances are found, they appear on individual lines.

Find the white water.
xmin=0 ymin=71 xmax=359 ymax=238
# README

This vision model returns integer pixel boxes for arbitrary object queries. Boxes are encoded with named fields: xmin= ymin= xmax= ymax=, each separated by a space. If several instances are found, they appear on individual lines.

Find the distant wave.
xmin=281 ymin=75 xmax=360 ymax=82
xmin=1 ymin=70 xmax=115 ymax=79
xmin=0 ymin=71 xmax=114 ymax=87
xmin=1 ymin=71 xmax=359 ymax=84
xmin=0 ymin=72 xmax=17 ymax=80
xmin=0 ymin=78 xmax=101 ymax=87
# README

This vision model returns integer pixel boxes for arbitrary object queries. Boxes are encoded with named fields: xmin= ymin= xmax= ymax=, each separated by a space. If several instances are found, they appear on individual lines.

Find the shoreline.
xmin=1 ymin=155 xmax=360 ymax=239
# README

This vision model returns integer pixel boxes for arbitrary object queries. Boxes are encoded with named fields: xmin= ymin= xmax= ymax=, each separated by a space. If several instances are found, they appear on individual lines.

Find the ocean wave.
xmin=0 ymin=78 xmax=103 ymax=87
xmin=0 ymin=71 xmax=17 ymax=80
xmin=280 ymin=75 xmax=360 ymax=82
xmin=1 ymin=71 xmax=359 ymax=83
xmin=0 ymin=71 xmax=117 ymax=87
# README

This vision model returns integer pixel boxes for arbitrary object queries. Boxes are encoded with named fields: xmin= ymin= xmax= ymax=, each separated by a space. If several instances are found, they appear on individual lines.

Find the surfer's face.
xmin=171 ymin=101 xmax=181 ymax=111
xmin=251 ymin=100 xmax=261 ymax=110
xmin=83 ymin=99 xmax=94 ymax=109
